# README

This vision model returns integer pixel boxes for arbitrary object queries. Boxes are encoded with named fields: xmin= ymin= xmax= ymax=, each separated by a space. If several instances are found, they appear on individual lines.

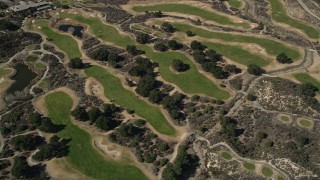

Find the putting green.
xmin=261 ymin=166 xmax=273 ymax=177
xmin=132 ymin=4 xmax=250 ymax=29
xmin=268 ymin=0 xmax=319 ymax=39
xmin=26 ymin=54 xmax=38 ymax=62
xmin=85 ymin=65 xmax=176 ymax=136
xmin=243 ymin=162 xmax=255 ymax=171
xmin=60 ymin=13 xmax=230 ymax=99
xmin=297 ymin=119 xmax=313 ymax=128
xmin=227 ymin=0 xmax=242 ymax=8
xmin=278 ymin=114 xmax=291 ymax=123
xmin=33 ymin=20 xmax=82 ymax=59
xmin=294 ymin=73 xmax=320 ymax=90
xmin=45 ymin=92 xmax=148 ymax=180
xmin=221 ymin=151 xmax=232 ymax=160
xmin=172 ymin=23 xmax=301 ymax=62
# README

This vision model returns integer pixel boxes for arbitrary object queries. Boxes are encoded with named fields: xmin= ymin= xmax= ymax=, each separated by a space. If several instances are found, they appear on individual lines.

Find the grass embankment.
xmin=85 ymin=66 xmax=176 ymax=136
xmin=0 ymin=68 xmax=12 ymax=78
xmin=132 ymin=4 xmax=250 ymax=29
xmin=268 ymin=0 xmax=319 ymax=39
xmin=45 ymin=92 xmax=148 ymax=180
xmin=297 ymin=119 xmax=313 ymax=128
xmin=294 ymin=73 xmax=320 ymax=90
xmin=60 ymin=13 xmax=230 ymax=99
xmin=227 ymin=0 xmax=242 ymax=8
xmin=173 ymin=23 xmax=301 ymax=62
xmin=33 ymin=20 xmax=82 ymax=59
xmin=220 ymin=151 xmax=232 ymax=160
xmin=261 ymin=166 xmax=273 ymax=177
xmin=243 ymin=162 xmax=255 ymax=171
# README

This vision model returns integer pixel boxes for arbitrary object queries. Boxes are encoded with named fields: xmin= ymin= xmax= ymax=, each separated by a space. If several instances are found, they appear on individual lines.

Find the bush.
xmin=134 ymin=119 xmax=146 ymax=127
xmin=126 ymin=45 xmax=144 ymax=55
xmin=167 ymin=40 xmax=181 ymax=50
xmin=148 ymin=89 xmax=164 ymax=103
xmin=172 ymin=59 xmax=190 ymax=72
xmin=256 ymin=131 xmax=268 ymax=139
xmin=136 ymin=76 xmax=157 ymax=97
xmin=186 ymin=31 xmax=195 ymax=37
xmin=68 ymin=58 xmax=84 ymax=69
xmin=190 ymin=40 xmax=205 ymax=50
xmin=89 ymin=48 xmax=109 ymax=61
xmin=161 ymin=22 xmax=175 ymax=33
xmin=154 ymin=42 xmax=168 ymax=51
xmin=246 ymin=94 xmax=257 ymax=101
xmin=71 ymin=106 xmax=88 ymax=121
xmin=276 ymin=53 xmax=292 ymax=64
xmin=136 ymin=33 xmax=150 ymax=44
xmin=247 ymin=64 xmax=265 ymax=76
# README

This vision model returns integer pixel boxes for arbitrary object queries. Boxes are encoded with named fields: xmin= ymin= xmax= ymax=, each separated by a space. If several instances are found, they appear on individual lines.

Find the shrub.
xmin=172 ymin=59 xmax=190 ymax=72
xmin=276 ymin=53 xmax=292 ymax=64
xmin=68 ymin=58 xmax=84 ymax=69
xmin=136 ymin=33 xmax=150 ymax=44
xmin=247 ymin=64 xmax=265 ymax=76
xmin=161 ymin=22 xmax=175 ymax=33
xmin=154 ymin=42 xmax=168 ymax=51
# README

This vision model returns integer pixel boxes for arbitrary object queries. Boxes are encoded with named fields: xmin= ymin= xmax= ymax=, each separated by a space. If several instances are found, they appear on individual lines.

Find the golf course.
xmin=45 ymin=91 xmax=148 ymax=180
xmin=59 ymin=13 xmax=230 ymax=99
xmin=131 ymin=3 xmax=250 ymax=29
xmin=268 ymin=0 xmax=319 ymax=39
xmin=85 ymin=65 xmax=176 ymax=136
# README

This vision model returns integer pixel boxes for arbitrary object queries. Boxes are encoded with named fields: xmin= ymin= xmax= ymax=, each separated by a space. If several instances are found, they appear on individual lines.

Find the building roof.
xmin=11 ymin=1 xmax=52 ymax=12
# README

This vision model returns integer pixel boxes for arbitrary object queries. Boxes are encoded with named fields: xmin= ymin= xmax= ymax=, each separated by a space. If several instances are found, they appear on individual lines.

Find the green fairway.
xmin=221 ymin=151 xmax=232 ymax=160
xmin=227 ymin=0 xmax=242 ymax=8
xmin=203 ymin=42 xmax=270 ymax=66
xmin=45 ymin=92 xmax=148 ymax=180
xmin=261 ymin=166 xmax=273 ymax=177
xmin=172 ymin=23 xmax=301 ymax=62
xmin=268 ymin=0 xmax=319 ymax=39
xmin=243 ymin=162 xmax=255 ymax=171
xmin=132 ymin=4 xmax=250 ymax=28
xmin=294 ymin=73 xmax=320 ymax=90
xmin=34 ymin=63 xmax=46 ymax=70
xmin=298 ymin=119 xmax=313 ymax=128
xmin=26 ymin=54 xmax=38 ymax=62
xmin=85 ymin=65 xmax=176 ymax=135
xmin=34 ymin=20 xmax=81 ymax=59
xmin=0 ymin=68 xmax=12 ymax=78
xmin=60 ymin=13 xmax=230 ymax=99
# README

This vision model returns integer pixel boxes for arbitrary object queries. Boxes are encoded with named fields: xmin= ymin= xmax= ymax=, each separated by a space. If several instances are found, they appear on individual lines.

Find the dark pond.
xmin=7 ymin=64 xmax=37 ymax=94
xmin=58 ymin=24 xmax=84 ymax=38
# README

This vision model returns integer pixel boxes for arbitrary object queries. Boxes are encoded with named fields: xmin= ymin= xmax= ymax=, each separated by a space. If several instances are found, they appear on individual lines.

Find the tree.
xmin=0 ymin=1 xmax=8 ymax=10
xmin=224 ymin=64 xmax=241 ymax=74
xmin=68 ymin=58 xmax=84 ymax=69
xmin=276 ymin=53 xmax=292 ymax=64
xmin=129 ymin=66 xmax=147 ymax=77
xmin=71 ymin=106 xmax=88 ymax=121
xmin=186 ymin=31 xmax=195 ymax=37
xmin=154 ymin=42 xmax=168 ymax=51
xmin=167 ymin=40 xmax=181 ymax=50
xmin=136 ymin=76 xmax=157 ymax=97
xmin=11 ymin=135 xmax=44 ymax=151
xmin=126 ymin=45 xmax=144 ymax=55
xmin=95 ymin=116 xmax=111 ymax=131
xmin=38 ymin=117 xmax=59 ymax=133
xmin=28 ymin=112 xmax=42 ymax=126
xmin=300 ymin=83 xmax=319 ymax=97
xmin=192 ymin=50 xmax=206 ymax=63
xmin=88 ymin=107 xmax=102 ymax=123
xmin=136 ymin=33 xmax=150 ymax=44
xmin=89 ymin=48 xmax=109 ymax=61
xmin=108 ymin=52 xmax=120 ymax=62
xmin=152 ymin=11 xmax=163 ymax=18
xmin=103 ymin=103 xmax=119 ymax=116
xmin=190 ymin=40 xmax=205 ymax=50
xmin=11 ymin=156 xmax=29 ymax=178
xmin=247 ymin=64 xmax=265 ymax=76
xmin=246 ymin=94 xmax=257 ymax=101
xmin=205 ymin=49 xmax=222 ymax=62
xmin=172 ymin=59 xmax=190 ymax=72
xmin=148 ymin=89 xmax=164 ymax=103
xmin=161 ymin=22 xmax=175 ymax=33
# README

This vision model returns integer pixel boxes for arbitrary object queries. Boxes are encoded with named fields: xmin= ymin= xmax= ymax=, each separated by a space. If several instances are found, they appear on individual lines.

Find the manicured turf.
xmin=294 ymin=73 xmax=320 ymax=90
xmin=227 ymin=0 xmax=242 ymax=8
xmin=268 ymin=0 xmax=319 ymax=39
xmin=298 ymin=119 xmax=313 ymax=128
xmin=38 ymin=81 xmax=47 ymax=89
xmin=221 ymin=151 xmax=232 ymax=160
xmin=0 ymin=68 xmax=12 ymax=78
xmin=243 ymin=162 xmax=255 ymax=171
xmin=203 ymin=42 xmax=270 ymax=66
xmin=261 ymin=166 xmax=273 ymax=177
xmin=172 ymin=23 xmax=301 ymax=62
xmin=132 ymin=4 xmax=250 ymax=28
xmin=34 ymin=20 xmax=81 ymax=59
xmin=279 ymin=115 xmax=291 ymax=123
xmin=85 ymin=65 xmax=176 ymax=136
xmin=60 ymin=13 xmax=230 ymax=99
xmin=34 ymin=63 xmax=46 ymax=70
xmin=45 ymin=92 xmax=148 ymax=180
xmin=26 ymin=54 xmax=38 ymax=62
xmin=277 ymin=176 xmax=285 ymax=180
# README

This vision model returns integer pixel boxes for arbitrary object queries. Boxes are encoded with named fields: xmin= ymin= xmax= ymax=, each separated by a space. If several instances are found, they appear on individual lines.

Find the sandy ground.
xmin=122 ymin=0 xmax=257 ymax=30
